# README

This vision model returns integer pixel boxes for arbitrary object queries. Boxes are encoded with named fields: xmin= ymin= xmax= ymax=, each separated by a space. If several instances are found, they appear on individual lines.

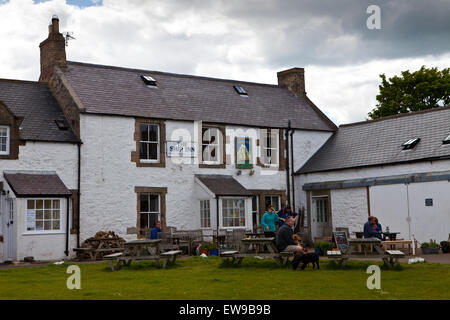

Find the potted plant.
xmin=440 ymin=241 xmax=450 ymax=254
xmin=421 ymin=239 xmax=440 ymax=254
xmin=199 ymin=243 xmax=210 ymax=256
xmin=314 ymin=241 xmax=334 ymax=256
xmin=209 ymin=242 xmax=219 ymax=256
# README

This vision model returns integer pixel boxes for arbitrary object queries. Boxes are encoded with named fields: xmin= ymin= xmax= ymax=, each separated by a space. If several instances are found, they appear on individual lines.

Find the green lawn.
xmin=0 ymin=257 xmax=449 ymax=300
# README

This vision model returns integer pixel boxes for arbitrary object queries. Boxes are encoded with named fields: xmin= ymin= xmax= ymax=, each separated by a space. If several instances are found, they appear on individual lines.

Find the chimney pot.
xmin=39 ymin=15 xmax=66 ymax=81
xmin=277 ymin=67 xmax=306 ymax=97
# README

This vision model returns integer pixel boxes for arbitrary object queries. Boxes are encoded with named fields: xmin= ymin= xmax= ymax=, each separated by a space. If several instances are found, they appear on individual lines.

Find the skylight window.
xmin=141 ymin=75 xmax=157 ymax=87
xmin=443 ymin=134 xmax=450 ymax=145
xmin=402 ymin=138 xmax=420 ymax=150
xmin=55 ymin=120 xmax=68 ymax=130
xmin=233 ymin=85 xmax=248 ymax=96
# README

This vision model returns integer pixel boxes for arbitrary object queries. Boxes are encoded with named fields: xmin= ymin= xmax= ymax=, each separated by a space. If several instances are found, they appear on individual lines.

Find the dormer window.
xmin=402 ymin=138 xmax=420 ymax=150
xmin=141 ymin=75 xmax=157 ymax=87
xmin=443 ymin=134 xmax=450 ymax=145
xmin=233 ymin=85 xmax=248 ymax=96
xmin=0 ymin=126 xmax=10 ymax=155
xmin=55 ymin=120 xmax=68 ymax=130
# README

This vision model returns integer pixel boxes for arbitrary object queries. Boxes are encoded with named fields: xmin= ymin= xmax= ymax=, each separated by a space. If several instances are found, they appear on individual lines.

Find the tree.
xmin=368 ymin=66 xmax=450 ymax=119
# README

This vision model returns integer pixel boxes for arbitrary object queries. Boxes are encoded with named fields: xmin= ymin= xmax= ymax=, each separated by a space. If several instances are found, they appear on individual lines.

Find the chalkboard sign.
xmin=333 ymin=231 xmax=349 ymax=252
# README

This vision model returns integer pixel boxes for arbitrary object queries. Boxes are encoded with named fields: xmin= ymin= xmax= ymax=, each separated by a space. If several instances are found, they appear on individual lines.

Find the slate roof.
xmin=195 ymin=174 xmax=254 ymax=196
xmin=0 ymin=80 xmax=78 ymax=143
xmin=298 ymin=106 xmax=450 ymax=174
xmin=62 ymin=61 xmax=336 ymax=131
xmin=4 ymin=172 xmax=71 ymax=197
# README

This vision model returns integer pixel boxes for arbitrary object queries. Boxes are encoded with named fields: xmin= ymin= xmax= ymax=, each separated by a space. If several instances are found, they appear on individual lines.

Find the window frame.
xmin=200 ymin=200 xmax=211 ymax=229
xmin=259 ymin=128 xmax=279 ymax=167
xmin=139 ymin=123 xmax=160 ymax=163
xmin=221 ymin=197 xmax=246 ymax=228
xmin=199 ymin=124 xmax=226 ymax=168
xmin=24 ymin=198 xmax=63 ymax=234
xmin=139 ymin=193 xmax=161 ymax=231
xmin=264 ymin=195 xmax=281 ymax=212
xmin=0 ymin=125 xmax=10 ymax=156
xmin=132 ymin=119 xmax=166 ymax=167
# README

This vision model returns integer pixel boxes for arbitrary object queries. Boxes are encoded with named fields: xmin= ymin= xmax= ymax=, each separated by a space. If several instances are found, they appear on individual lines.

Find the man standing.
xmin=277 ymin=206 xmax=299 ymax=228
xmin=150 ymin=221 xmax=162 ymax=239
xmin=276 ymin=216 xmax=305 ymax=270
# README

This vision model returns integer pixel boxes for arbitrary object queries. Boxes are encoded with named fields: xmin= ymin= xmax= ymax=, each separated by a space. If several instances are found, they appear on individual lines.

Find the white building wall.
xmin=292 ymin=130 xmax=332 ymax=172
xmin=330 ymin=187 xmax=369 ymax=235
xmin=0 ymin=142 xmax=78 ymax=261
xmin=297 ymin=159 xmax=450 ymax=243
xmin=79 ymin=114 xmax=328 ymax=241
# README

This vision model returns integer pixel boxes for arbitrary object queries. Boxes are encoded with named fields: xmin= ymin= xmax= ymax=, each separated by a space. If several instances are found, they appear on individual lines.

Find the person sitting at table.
xmin=261 ymin=205 xmax=279 ymax=237
xmin=277 ymin=205 xmax=300 ymax=228
xmin=363 ymin=216 xmax=382 ymax=239
xmin=275 ymin=216 xmax=304 ymax=270
xmin=150 ymin=221 xmax=162 ymax=240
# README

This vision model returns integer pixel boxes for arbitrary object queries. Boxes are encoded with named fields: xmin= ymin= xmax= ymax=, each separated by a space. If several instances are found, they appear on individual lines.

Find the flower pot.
xmin=421 ymin=246 xmax=440 ymax=254
xmin=209 ymin=249 xmax=219 ymax=256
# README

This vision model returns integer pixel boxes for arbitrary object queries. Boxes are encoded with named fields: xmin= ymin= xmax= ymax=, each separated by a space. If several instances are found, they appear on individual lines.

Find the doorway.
xmin=312 ymin=196 xmax=332 ymax=239
xmin=5 ymin=198 xmax=15 ymax=261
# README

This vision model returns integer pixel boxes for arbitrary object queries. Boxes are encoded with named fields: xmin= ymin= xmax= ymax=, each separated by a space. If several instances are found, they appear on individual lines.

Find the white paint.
xmin=292 ymin=130 xmax=332 ymax=172
xmin=297 ymin=159 xmax=450 ymax=243
xmin=0 ymin=141 xmax=78 ymax=262
xmin=79 ymin=114 xmax=329 ymax=242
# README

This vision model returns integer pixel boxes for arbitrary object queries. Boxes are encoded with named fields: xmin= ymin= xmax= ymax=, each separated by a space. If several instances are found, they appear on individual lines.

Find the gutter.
xmin=77 ymin=142 xmax=81 ymax=248
xmin=285 ymin=121 xmax=291 ymax=206
xmin=290 ymin=128 xmax=296 ymax=211
xmin=65 ymin=194 xmax=70 ymax=256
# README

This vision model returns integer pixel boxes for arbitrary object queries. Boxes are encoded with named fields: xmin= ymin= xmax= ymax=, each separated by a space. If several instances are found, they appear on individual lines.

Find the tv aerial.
xmin=63 ymin=32 xmax=76 ymax=47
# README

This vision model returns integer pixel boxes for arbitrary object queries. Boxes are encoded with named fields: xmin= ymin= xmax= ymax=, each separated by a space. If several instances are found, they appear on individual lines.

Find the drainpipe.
xmin=77 ymin=142 xmax=81 ymax=248
xmin=216 ymin=197 xmax=219 ymax=232
xmin=65 ymin=195 xmax=70 ymax=256
xmin=285 ymin=121 xmax=291 ymax=206
xmin=290 ymin=128 xmax=296 ymax=212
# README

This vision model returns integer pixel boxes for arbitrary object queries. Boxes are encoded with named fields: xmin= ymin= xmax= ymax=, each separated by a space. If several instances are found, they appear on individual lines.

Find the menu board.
xmin=333 ymin=231 xmax=349 ymax=251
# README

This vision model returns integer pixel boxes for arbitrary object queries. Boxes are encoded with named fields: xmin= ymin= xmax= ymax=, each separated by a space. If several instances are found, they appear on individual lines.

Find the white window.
xmin=140 ymin=193 xmax=160 ymax=229
xmin=264 ymin=195 xmax=280 ymax=211
xmin=222 ymin=198 xmax=246 ymax=227
xmin=200 ymin=200 xmax=211 ymax=228
xmin=26 ymin=199 xmax=62 ymax=232
xmin=202 ymin=127 xmax=222 ymax=164
xmin=260 ymin=129 xmax=279 ymax=166
xmin=0 ymin=126 xmax=10 ymax=155
xmin=315 ymin=198 xmax=329 ymax=223
xmin=140 ymin=124 xmax=160 ymax=162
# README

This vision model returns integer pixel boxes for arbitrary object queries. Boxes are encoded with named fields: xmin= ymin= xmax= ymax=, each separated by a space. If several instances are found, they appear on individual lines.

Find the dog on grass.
xmin=292 ymin=234 xmax=319 ymax=270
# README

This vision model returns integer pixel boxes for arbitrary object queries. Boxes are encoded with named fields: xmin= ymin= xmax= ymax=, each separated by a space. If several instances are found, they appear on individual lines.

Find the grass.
xmin=0 ymin=257 xmax=449 ymax=300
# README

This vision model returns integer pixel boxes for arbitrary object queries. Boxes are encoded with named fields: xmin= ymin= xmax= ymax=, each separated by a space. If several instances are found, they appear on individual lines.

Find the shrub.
xmin=421 ymin=239 xmax=439 ymax=248
xmin=314 ymin=241 xmax=334 ymax=255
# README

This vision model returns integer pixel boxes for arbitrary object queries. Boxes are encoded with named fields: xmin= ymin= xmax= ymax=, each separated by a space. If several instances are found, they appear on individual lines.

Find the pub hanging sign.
xmin=166 ymin=141 xmax=197 ymax=157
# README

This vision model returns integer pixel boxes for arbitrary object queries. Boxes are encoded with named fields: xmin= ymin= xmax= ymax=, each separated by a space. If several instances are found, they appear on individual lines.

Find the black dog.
xmin=292 ymin=253 xmax=320 ymax=270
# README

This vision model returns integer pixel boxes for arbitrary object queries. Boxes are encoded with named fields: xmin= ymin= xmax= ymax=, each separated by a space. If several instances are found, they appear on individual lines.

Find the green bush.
xmin=421 ymin=239 xmax=439 ymax=248
xmin=314 ymin=241 xmax=334 ymax=255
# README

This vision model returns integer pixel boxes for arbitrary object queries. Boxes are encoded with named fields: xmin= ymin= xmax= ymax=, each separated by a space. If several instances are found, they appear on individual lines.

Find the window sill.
xmin=23 ymin=231 xmax=65 ymax=236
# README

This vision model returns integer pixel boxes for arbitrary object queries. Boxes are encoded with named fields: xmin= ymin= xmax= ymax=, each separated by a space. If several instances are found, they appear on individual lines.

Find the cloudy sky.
xmin=0 ymin=0 xmax=449 ymax=125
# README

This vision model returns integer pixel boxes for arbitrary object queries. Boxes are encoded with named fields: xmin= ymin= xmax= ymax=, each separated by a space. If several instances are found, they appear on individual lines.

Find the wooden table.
xmin=382 ymin=232 xmax=400 ymax=241
xmin=327 ymin=238 xmax=404 ymax=268
xmin=104 ymin=239 xmax=181 ymax=271
xmin=220 ymin=238 xmax=294 ymax=265
xmin=73 ymin=237 xmax=123 ymax=260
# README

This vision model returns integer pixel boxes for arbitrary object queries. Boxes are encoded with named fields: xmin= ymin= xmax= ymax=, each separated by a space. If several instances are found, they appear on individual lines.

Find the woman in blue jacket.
xmin=261 ymin=205 xmax=279 ymax=237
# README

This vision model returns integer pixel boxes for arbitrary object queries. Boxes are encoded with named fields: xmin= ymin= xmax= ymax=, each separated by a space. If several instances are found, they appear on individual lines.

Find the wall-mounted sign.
xmin=235 ymin=137 xmax=253 ymax=168
xmin=26 ymin=210 xmax=36 ymax=231
xmin=166 ymin=141 xmax=196 ymax=157
xmin=425 ymin=198 xmax=433 ymax=207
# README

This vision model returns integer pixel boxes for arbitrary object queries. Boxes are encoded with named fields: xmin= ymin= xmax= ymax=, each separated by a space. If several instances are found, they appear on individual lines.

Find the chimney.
xmin=39 ymin=15 xmax=66 ymax=81
xmin=277 ymin=67 xmax=306 ymax=97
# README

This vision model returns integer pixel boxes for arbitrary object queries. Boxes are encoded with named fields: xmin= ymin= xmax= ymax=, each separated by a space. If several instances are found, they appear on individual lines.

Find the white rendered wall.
xmin=297 ymin=159 xmax=450 ymax=243
xmin=0 ymin=142 xmax=78 ymax=262
xmin=79 ymin=114 xmax=329 ymax=242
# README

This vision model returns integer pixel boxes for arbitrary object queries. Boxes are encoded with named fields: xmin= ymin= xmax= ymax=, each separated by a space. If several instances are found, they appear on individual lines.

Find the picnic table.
xmin=103 ymin=239 xmax=181 ymax=271
xmin=220 ymin=238 xmax=294 ymax=265
xmin=382 ymin=239 xmax=417 ymax=255
xmin=73 ymin=237 xmax=123 ymax=260
xmin=327 ymin=238 xmax=404 ymax=268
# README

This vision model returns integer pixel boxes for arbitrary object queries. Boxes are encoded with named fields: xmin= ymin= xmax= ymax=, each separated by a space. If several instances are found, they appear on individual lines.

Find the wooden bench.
xmin=382 ymin=240 xmax=417 ymax=255
xmin=220 ymin=250 xmax=239 ymax=263
xmin=160 ymin=250 xmax=182 ymax=268
xmin=384 ymin=250 xmax=405 ymax=267
xmin=73 ymin=247 xmax=123 ymax=260
xmin=104 ymin=250 xmax=182 ymax=271
xmin=326 ymin=250 xmax=349 ymax=265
